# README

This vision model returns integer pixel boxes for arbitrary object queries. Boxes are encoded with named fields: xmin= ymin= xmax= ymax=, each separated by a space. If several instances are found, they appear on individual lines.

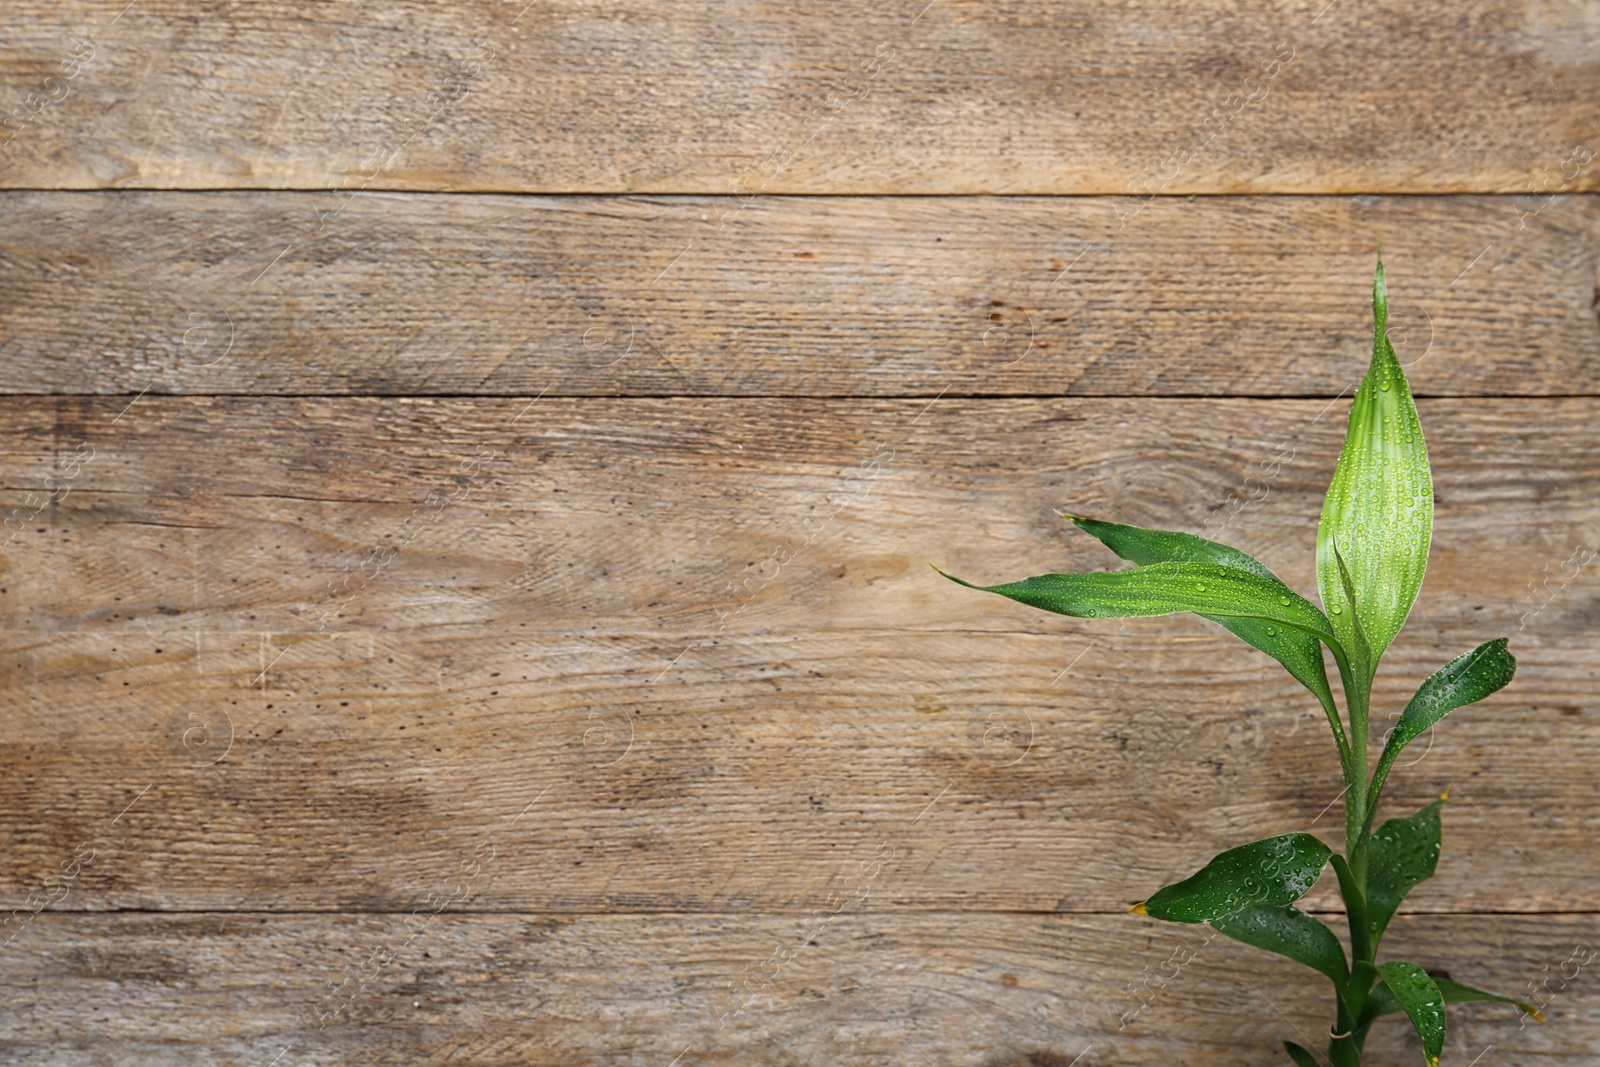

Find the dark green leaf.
xmin=1064 ymin=515 xmax=1339 ymax=723
xmin=1376 ymin=961 xmax=1447 ymax=1067
xmin=1283 ymin=1041 xmax=1323 ymax=1067
xmin=935 ymin=561 xmax=1339 ymax=649
xmin=1317 ymin=257 xmax=1433 ymax=673
xmin=1369 ymin=639 xmax=1516 ymax=806
xmin=1367 ymin=796 xmax=1445 ymax=942
xmin=1137 ymin=833 xmax=1332 ymax=923
xmin=1210 ymin=903 xmax=1348 ymax=985
xmin=1363 ymin=975 xmax=1543 ymax=1025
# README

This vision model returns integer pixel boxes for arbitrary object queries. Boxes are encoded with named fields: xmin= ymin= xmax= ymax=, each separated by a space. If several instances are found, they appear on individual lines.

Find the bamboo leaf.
xmin=1362 ymin=975 xmax=1543 ymax=1026
xmin=1283 ymin=1042 xmax=1323 ymax=1067
xmin=1210 ymin=903 xmax=1348 ymax=986
xmin=1367 ymin=796 xmax=1445 ymax=943
xmin=1329 ymin=539 xmax=1374 ymax=694
xmin=1063 ymin=515 xmax=1339 ymax=723
xmin=1369 ymin=639 xmax=1516 ymax=807
xmin=935 ymin=561 xmax=1340 ymax=652
xmin=1375 ymin=961 xmax=1448 ymax=1067
xmin=1135 ymin=833 xmax=1332 ymax=923
xmin=1317 ymin=257 xmax=1432 ymax=675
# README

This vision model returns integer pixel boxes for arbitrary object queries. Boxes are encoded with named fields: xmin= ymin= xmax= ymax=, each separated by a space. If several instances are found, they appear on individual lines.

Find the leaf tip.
xmin=1438 ymin=786 xmax=1451 ymax=803
xmin=1129 ymin=901 xmax=1148 ymax=916
xmin=1426 ymin=1056 xmax=1439 ymax=1067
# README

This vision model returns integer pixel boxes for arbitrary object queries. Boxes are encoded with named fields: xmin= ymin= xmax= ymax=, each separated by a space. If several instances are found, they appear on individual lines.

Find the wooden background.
xmin=2 ymin=1 xmax=1597 ymax=1064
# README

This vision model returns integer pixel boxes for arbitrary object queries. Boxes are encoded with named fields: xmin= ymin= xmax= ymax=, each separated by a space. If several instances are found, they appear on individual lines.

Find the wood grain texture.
xmin=1 ymin=2 xmax=1597 ymax=194
xmin=2 ymin=397 xmax=1594 ymax=912
xmin=3 ymin=912 xmax=1595 ymax=1065
xmin=3 ymin=192 xmax=1599 ymax=397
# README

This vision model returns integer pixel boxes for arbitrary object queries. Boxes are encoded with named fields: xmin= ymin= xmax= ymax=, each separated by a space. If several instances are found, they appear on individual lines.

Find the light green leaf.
xmin=1368 ymin=639 xmax=1516 ymax=808
xmin=1283 ymin=1041 xmax=1323 ymax=1067
xmin=1367 ymin=796 xmax=1445 ymax=942
xmin=935 ymin=561 xmax=1341 ymax=652
xmin=1329 ymin=539 xmax=1374 ymax=695
xmin=1062 ymin=515 xmax=1340 ymax=726
xmin=1317 ymin=257 xmax=1432 ymax=676
xmin=1362 ymin=975 xmax=1543 ymax=1026
xmin=1210 ymin=903 xmax=1348 ymax=986
xmin=1136 ymin=833 xmax=1332 ymax=923
xmin=1375 ymin=961 xmax=1447 ymax=1066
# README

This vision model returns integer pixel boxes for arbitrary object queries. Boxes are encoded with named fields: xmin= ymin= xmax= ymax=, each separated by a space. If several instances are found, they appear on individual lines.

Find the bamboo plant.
xmin=938 ymin=259 xmax=1535 ymax=1065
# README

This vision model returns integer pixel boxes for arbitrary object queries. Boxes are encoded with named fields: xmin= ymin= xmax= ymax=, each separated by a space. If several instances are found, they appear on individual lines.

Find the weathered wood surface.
xmin=2 ymin=397 xmax=1594 ymax=913
xmin=2 ymin=912 xmax=1594 ymax=1065
xmin=2 ymin=2 xmax=1598 ymax=194
xmin=3 ymin=192 xmax=1598 ymax=397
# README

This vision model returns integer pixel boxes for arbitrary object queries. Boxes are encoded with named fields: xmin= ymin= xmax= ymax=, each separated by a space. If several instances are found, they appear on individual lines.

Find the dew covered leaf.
xmin=1210 ymin=903 xmax=1348 ymax=985
xmin=1136 ymin=833 xmax=1332 ymax=923
xmin=1317 ymin=257 xmax=1432 ymax=675
xmin=935 ymin=561 xmax=1339 ymax=648
xmin=1363 ymin=975 xmax=1542 ymax=1026
xmin=1062 ymin=515 xmax=1339 ymax=722
xmin=1367 ymin=796 xmax=1445 ymax=942
xmin=1369 ymin=639 xmax=1516 ymax=805
xmin=1375 ymin=961 xmax=1447 ymax=1066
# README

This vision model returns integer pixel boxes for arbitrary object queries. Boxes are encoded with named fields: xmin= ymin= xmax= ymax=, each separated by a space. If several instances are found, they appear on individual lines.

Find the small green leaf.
xmin=1317 ymin=257 xmax=1433 ymax=676
xmin=1363 ymin=975 xmax=1543 ymax=1025
xmin=1283 ymin=1041 xmax=1323 ymax=1067
xmin=1329 ymin=539 xmax=1374 ymax=694
xmin=1376 ymin=960 xmax=1447 ymax=1067
xmin=1063 ymin=515 xmax=1340 ymax=725
xmin=1137 ymin=833 xmax=1332 ymax=923
xmin=1210 ymin=903 xmax=1348 ymax=986
xmin=935 ymin=561 xmax=1340 ymax=650
xmin=1369 ymin=639 xmax=1516 ymax=807
xmin=1367 ymin=796 xmax=1445 ymax=942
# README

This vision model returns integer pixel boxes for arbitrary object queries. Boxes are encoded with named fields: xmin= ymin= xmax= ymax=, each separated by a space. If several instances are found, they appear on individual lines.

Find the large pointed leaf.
xmin=1375 ymin=961 xmax=1447 ymax=1067
xmin=1367 ymin=797 xmax=1444 ymax=942
xmin=1135 ymin=833 xmax=1332 ymax=923
xmin=1283 ymin=1042 xmax=1322 ymax=1067
xmin=936 ymin=561 xmax=1340 ymax=649
xmin=1210 ymin=903 xmax=1348 ymax=985
xmin=1362 ymin=975 xmax=1542 ymax=1025
xmin=1317 ymin=258 xmax=1432 ymax=675
xmin=1063 ymin=515 xmax=1339 ymax=720
xmin=1369 ymin=639 xmax=1516 ymax=806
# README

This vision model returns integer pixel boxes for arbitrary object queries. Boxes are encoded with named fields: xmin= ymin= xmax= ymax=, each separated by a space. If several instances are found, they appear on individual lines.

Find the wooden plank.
xmin=1 ymin=397 xmax=1594 ymax=912
xmin=1 ymin=2 xmax=1597 ymax=194
xmin=3 ymin=192 xmax=1598 ymax=397
xmin=2 ymin=913 xmax=1594 ymax=1063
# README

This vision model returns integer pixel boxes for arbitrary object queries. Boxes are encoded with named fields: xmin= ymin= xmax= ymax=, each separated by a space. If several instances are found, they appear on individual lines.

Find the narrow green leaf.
xmin=1210 ymin=903 xmax=1348 ymax=986
xmin=1367 ymin=796 xmax=1445 ymax=943
xmin=1369 ymin=639 xmax=1516 ymax=808
xmin=1329 ymin=539 xmax=1374 ymax=694
xmin=1137 ymin=833 xmax=1332 ymax=923
xmin=1283 ymin=1040 xmax=1323 ymax=1067
xmin=1063 ymin=515 xmax=1340 ymax=726
xmin=935 ymin=561 xmax=1340 ymax=650
xmin=1375 ymin=961 xmax=1447 ymax=1066
xmin=1362 ymin=975 xmax=1543 ymax=1025
xmin=1317 ymin=257 xmax=1433 ymax=675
